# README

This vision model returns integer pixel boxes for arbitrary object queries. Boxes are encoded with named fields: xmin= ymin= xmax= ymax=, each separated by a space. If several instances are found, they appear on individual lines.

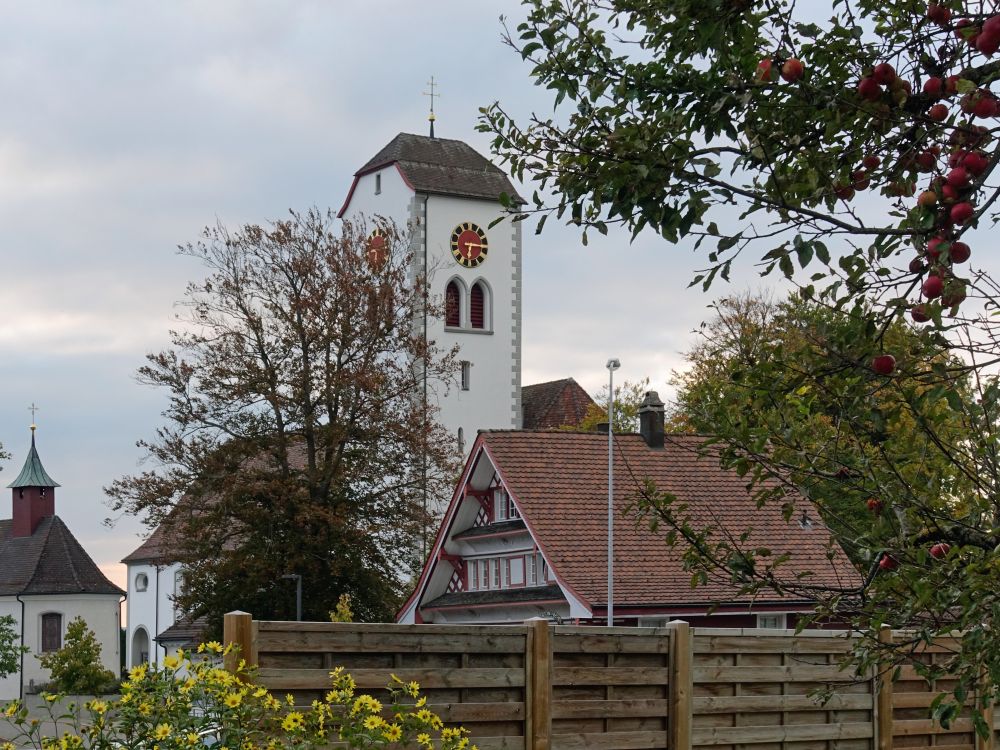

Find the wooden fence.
xmin=222 ymin=613 xmax=993 ymax=750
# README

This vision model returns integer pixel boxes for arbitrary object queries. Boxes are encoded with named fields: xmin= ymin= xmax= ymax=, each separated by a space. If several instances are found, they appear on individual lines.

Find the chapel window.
xmin=41 ymin=613 xmax=62 ymax=652
xmin=470 ymin=283 xmax=485 ymax=329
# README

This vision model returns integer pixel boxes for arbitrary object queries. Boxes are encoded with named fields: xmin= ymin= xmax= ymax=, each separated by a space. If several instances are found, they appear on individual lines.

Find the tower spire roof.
xmin=7 ymin=427 xmax=60 ymax=489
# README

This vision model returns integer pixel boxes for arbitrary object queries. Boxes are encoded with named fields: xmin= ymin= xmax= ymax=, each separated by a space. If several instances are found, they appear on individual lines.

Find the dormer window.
xmin=493 ymin=487 xmax=519 ymax=522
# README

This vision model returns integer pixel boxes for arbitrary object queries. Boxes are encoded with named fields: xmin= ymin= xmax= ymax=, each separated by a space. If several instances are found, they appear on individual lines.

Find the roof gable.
xmin=471 ymin=430 xmax=853 ymax=610
xmin=341 ymin=133 xmax=524 ymax=216
xmin=522 ymin=378 xmax=596 ymax=430
xmin=0 ymin=516 xmax=123 ymax=596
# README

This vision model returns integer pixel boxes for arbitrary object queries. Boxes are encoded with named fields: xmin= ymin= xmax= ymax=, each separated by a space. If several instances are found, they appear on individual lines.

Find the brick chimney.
xmin=8 ymin=426 xmax=60 ymax=537
xmin=638 ymin=391 xmax=665 ymax=449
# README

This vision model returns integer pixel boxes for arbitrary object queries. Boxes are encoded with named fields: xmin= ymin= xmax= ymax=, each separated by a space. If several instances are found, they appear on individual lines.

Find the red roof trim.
xmin=395 ymin=436 xmax=489 ymax=620
xmin=337 ymin=164 xmax=415 ymax=219
xmin=424 ymin=598 xmax=566 ymax=612
xmin=592 ymin=603 xmax=816 ymax=616
xmin=480 ymin=441 xmax=593 ymax=615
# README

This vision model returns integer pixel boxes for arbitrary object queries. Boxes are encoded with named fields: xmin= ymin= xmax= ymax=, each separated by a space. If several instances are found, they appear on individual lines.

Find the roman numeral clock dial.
xmin=451 ymin=222 xmax=488 ymax=268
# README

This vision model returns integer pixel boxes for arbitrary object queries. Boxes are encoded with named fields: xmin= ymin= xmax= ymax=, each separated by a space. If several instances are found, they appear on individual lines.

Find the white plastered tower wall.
xmin=124 ymin=560 xmax=184 ymax=669
xmin=339 ymin=135 xmax=523 ymax=458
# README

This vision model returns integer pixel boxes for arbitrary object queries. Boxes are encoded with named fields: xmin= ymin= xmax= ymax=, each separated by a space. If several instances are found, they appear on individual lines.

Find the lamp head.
xmin=606 ymin=358 xmax=621 ymax=371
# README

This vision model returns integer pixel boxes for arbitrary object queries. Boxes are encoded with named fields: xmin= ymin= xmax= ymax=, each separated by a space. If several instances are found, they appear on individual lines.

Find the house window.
xmin=467 ymin=560 xmax=478 ymax=591
xmin=135 ymin=573 xmax=149 ymax=592
xmin=174 ymin=570 xmax=185 ymax=617
xmin=41 ymin=613 xmax=62 ymax=652
xmin=479 ymin=561 xmax=489 ymax=590
xmin=509 ymin=557 xmax=524 ymax=586
xmin=491 ymin=559 xmax=501 ymax=589
xmin=493 ymin=488 xmax=519 ymax=521
xmin=446 ymin=282 xmax=461 ymax=327
xmin=757 ymin=613 xmax=787 ymax=629
xmin=461 ymin=361 xmax=471 ymax=391
xmin=375 ymin=173 xmax=382 ymax=195
xmin=470 ymin=283 xmax=485 ymax=329
xmin=457 ymin=427 xmax=465 ymax=453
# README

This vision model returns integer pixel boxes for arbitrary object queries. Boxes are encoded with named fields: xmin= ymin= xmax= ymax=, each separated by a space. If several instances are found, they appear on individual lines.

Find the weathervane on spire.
xmin=423 ymin=76 xmax=440 ymax=139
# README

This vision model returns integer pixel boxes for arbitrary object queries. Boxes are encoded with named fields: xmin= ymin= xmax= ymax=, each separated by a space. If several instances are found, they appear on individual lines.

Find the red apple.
xmin=926 ymin=236 xmax=948 ymax=258
xmin=940 ymin=183 xmax=960 ymax=203
xmin=867 ymin=497 xmax=884 ymax=515
xmin=916 ymin=151 xmax=937 ymax=171
xmin=975 ymin=96 xmax=999 ymax=118
xmin=929 ymin=542 xmax=950 ymax=559
xmin=946 ymin=167 xmax=970 ymax=187
xmin=852 ymin=169 xmax=870 ymax=190
xmin=863 ymin=154 xmax=880 ymax=170
xmin=909 ymin=257 xmax=926 ymax=274
xmin=834 ymin=183 xmax=856 ymax=200
xmin=923 ymin=274 xmax=945 ymax=298
xmin=911 ymin=304 xmax=931 ymax=323
xmin=781 ymin=58 xmax=804 ymax=82
xmin=950 ymin=241 xmax=971 ymax=263
xmin=859 ymin=77 xmax=882 ymax=101
xmin=924 ymin=77 xmax=944 ymax=97
xmin=951 ymin=201 xmax=975 ymax=223
xmin=928 ymin=103 xmax=949 ymax=122
xmin=956 ymin=19 xmax=981 ymax=46
xmin=985 ymin=15 xmax=1000 ymax=35
xmin=872 ymin=62 xmax=896 ymax=85
xmin=963 ymin=151 xmax=989 ymax=175
xmin=756 ymin=58 xmax=773 ymax=82
xmin=918 ymin=190 xmax=938 ymax=208
xmin=946 ymin=75 xmax=961 ymax=96
xmin=872 ymin=354 xmax=896 ymax=375
xmin=978 ymin=30 xmax=1000 ymax=56
xmin=928 ymin=4 xmax=951 ymax=26
xmin=879 ymin=554 xmax=898 ymax=571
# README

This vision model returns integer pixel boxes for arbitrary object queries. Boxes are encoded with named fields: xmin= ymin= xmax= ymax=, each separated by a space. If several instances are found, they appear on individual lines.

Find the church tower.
xmin=8 ymin=425 xmax=60 ymax=537
xmin=338 ymin=133 xmax=523 ymax=452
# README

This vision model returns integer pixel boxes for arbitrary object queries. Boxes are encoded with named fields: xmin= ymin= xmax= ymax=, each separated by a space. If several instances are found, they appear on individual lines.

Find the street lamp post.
xmin=606 ymin=358 xmax=621 ymax=627
xmin=281 ymin=574 xmax=302 ymax=621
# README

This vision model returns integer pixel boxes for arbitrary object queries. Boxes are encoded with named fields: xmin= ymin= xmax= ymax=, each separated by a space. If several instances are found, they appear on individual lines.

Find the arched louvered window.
xmin=470 ymin=283 xmax=485 ymax=329
xmin=446 ymin=281 xmax=461 ymax=327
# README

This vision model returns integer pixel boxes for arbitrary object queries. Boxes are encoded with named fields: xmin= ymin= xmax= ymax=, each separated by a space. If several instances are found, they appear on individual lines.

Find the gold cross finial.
xmin=28 ymin=402 xmax=39 ymax=431
xmin=423 ymin=76 xmax=441 ymax=138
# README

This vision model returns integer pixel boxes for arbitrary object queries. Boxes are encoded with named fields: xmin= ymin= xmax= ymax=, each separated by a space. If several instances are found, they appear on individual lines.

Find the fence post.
xmin=876 ymin=626 xmax=894 ymax=750
xmin=525 ymin=618 xmax=552 ymax=750
xmin=223 ymin=610 xmax=256 ymax=676
xmin=669 ymin=621 xmax=693 ymax=750
xmin=976 ymin=671 xmax=994 ymax=750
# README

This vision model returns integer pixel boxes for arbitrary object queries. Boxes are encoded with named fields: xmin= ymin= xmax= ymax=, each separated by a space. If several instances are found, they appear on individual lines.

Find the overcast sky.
xmin=0 ymin=1 xmax=789 ymax=594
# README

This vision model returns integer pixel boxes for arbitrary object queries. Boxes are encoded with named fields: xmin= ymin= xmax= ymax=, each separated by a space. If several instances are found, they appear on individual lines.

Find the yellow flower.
xmin=416 ymin=733 xmax=432 ymax=748
xmin=128 ymin=664 xmax=148 ymax=682
xmin=457 ymin=738 xmax=470 ymax=749
xmin=415 ymin=708 xmax=434 ymax=723
xmin=363 ymin=715 xmax=385 ymax=730
xmin=224 ymin=692 xmax=243 ymax=709
xmin=415 ymin=696 xmax=427 ymax=708
xmin=88 ymin=700 xmax=108 ymax=715
xmin=2 ymin=742 xmax=16 ymax=750
xmin=264 ymin=696 xmax=281 ymax=711
xmin=285 ymin=694 xmax=295 ymax=706
xmin=382 ymin=724 xmax=402 ymax=742
xmin=154 ymin=724 xmax=171 ymax=740
xmin=4 ymin=702 xmax=21 ymax=717
xmin=406 ymin=681 xmax=420 ymax=697
xmin=163 ymin=655 xmax=180 ymax=670
xmin=253 ymin=687 xmax=268 ymax=699
xmin=442 ymin=727 xmax=460 ymax=740
xmin=203 ymin=641 xmax=223 ymax=653
xmin=281 ymin=712 xmax=305 ymax=732
xmin=138 ymin=702 xmax=153 ymax=717
xmin=186 ymin=734 xmax=200 ymax=746
xmin=44 ymin=694 xmax=58 ymax=703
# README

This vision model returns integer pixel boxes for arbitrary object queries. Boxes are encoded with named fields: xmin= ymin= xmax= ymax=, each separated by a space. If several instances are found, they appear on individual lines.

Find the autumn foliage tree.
xmin=107 ymin=209 xmax=458 ymax=628
xmin=482 ymin=0 xmax=1000 ymax=714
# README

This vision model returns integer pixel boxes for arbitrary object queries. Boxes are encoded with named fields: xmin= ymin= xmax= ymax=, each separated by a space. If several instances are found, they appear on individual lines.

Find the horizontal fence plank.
xmin=433 ymin=702 xmax=525 ymax=722
xmin=693 ymin=693 xmax=873 ymax=713
xmin=256 ymin=621 xmax=528 ymax=637
xmin=553 ymin=667 xmax=671 ymax=687
xmin=257 ymin=630 xmax=526 ymax=655
xmin=692 ymin=721 xmax=874 ymax=745
xmin=551 ymin=730 xmax=668 ymax=750
xmin=894 ymin=718 xmax=974 ymax=736
xmin=257 ymin=667 xmax=525 ymax=690
xmin=693 ymin=664 xmax=859 ymax=683
xmin=552 ymin=699 xmax=670 ymax=720
xmin=552 ymin=634 xmax=672 ymax=654
xmin=693 ymin=635 xmax=855 ymax=655
xmin=469 ymin=737 xmax=526 ymax=750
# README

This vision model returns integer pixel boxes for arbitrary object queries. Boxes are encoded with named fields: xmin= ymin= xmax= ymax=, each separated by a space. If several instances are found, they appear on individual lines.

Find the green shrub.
xmin=3 ymin=642 xmax=476 ymax=750
xmin=36 ymin=617 xmax=118 ymax=695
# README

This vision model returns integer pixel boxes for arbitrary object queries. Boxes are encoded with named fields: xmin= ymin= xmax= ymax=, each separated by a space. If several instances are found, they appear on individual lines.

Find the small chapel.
xmin=0 ymin=427 xmax=123 ymax=700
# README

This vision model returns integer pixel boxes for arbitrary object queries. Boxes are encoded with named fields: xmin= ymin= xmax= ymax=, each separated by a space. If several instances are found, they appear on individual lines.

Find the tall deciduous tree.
xmin=0 ymin=614 xmax=26 ymax=680
xmin=107 ymin=209 xmax=459 ymax=629
xmin=482 ymin=0 xmax=1000 ymax=714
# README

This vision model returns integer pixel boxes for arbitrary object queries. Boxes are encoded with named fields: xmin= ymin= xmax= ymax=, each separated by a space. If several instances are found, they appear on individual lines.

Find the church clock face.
xmin=451 ymin=222 xmax=488 ymax=268
xmin=367 ymin=228 xmax=388 ymax=267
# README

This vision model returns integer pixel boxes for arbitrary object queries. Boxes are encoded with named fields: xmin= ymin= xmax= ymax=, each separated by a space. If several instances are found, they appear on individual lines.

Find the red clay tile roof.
xmin=479 ymin=430 xmax=855 ymax=610
xmin=521 ymin=378 xmax=596 ymax=430
xmin=121 ymin=521 xmax=181 ymax=565
xmin=0 ymin=516 xmax=124 ymax=596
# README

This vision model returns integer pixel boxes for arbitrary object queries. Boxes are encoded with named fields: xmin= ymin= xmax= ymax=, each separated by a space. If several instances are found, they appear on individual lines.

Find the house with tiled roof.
xmin=398 ymin=392 xmax=854 ymax=627
xmin=521 ymin=378 xmax=595 ymax=430
xmin=0 ymin=428 xmax=123 ymax=700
